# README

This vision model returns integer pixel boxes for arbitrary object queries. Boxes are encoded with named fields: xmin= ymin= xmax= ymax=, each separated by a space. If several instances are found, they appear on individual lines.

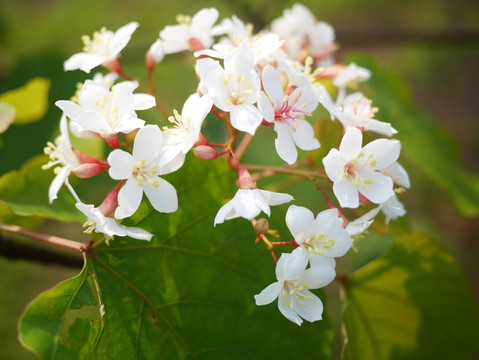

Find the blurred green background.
xmin=0 ymin=0 xmax=478 ymax=358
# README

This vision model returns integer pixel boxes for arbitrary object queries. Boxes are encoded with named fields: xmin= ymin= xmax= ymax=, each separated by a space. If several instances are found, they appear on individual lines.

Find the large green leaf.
xmin=0 ymin=77 xmax=50 ymax=125
xmin=0 ymin=155 xmax=84 ymax=223
xmin=342 ymin=232 xmax=479 ymax=360
xmin=349 ymin=55 xmax=479 ymax=217
xmin=19 ymin=158 xmax=333 ymax=359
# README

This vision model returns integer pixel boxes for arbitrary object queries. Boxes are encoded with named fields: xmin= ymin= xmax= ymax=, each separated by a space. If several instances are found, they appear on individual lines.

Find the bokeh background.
xmin=0 ymin=0 xmax=478 ymax=358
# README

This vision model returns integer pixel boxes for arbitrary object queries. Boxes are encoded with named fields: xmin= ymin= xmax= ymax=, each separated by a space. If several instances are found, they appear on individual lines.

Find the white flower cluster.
xmin=45 ymin=4 xmax=409 ymax=325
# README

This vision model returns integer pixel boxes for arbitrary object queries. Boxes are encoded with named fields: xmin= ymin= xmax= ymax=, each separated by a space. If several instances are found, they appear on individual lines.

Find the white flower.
xmin=322 ymin=127 xmax=401 ymax=208
xmin=56 ymin=80 xmax=155 ymax=140
xmin=283 ymin=205 xmax=353 ymax=279
xmin=379 ymin=162 xmax=410 ymax=223
xmin=333 ymin=92 xmax=397 ymax=137
xmin=107 ymin=125 xmax=178 ymax=219
xmin=214 ymin=188 xmax=293 ymax=226
xmin=345 ymin=206 xmax=382 ymax=236
xmin=197 ymin=32 xmax=284 ymax=66
xmin=333 ymin=63 xmax=371 ymax=89
xmin=160 ymin=8 xmax=219 ymax=53
xmin=42 ymin=115 xmax=80 ymax=203
xmin=254 ymin=253 xmax=335 ymax=326
xmin=160 ymin=93 xmax=213 ymax=168
xmin=64 ymin=22 xmax=139 ymax=73
xmin=196 ymin=43 xmax=262 ymax=135
xmin=258 ymin=65 xmax=320 ymax=164
xmin=76 ymin=202 xmax=152 ymax=241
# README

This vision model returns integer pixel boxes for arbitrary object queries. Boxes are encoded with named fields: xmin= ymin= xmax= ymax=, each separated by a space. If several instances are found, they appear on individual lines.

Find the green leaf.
xmin=342 ymin=232 xmax=479 ymax=360
xmin=0 ymin=101 xmax=16 ymax=134
xmin=348 ymin=55 xmax=479 ymax=217
xmin=0 ymin=78 xmax=50 ymax=125
xmin=19 ymin=158 xmax=333 ymax=359
xmin=0 ymin=156 xmax=84 ymax=223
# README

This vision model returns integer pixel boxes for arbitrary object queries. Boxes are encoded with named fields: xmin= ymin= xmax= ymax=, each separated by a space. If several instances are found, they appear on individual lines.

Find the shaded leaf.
xmin=20 ymin=158 xmax=333 ymax=359
xmin=0 ymin=77 xmax=50 ymax=125
xmin=342 ymin=232 xmax=479 ymax=360
xmin=349 ymin=55 xmax=479 ymax=217
xmin=0 ymin=156 xmax=83 ymax=222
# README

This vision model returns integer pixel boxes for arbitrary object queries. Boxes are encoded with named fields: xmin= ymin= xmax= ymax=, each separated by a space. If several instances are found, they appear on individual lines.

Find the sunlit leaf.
xmin=342 ymin=232 xmax=479 ymax=360
xmin=0 ymin=101 xmax=16 ymax=134
xmin=19 ymin=158 xmax=334 ymax=359
xmin=0 ymin=156 xmax=83 ymax=222
xmin=0 ymin=78 xmax=50 ymax=125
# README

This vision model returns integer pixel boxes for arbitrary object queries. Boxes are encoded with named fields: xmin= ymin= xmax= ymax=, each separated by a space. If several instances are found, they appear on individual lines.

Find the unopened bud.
xmin=104 ymin=134 xmax=119 ymax=148
xmin=238 ymin=167 xmax=256 ymax=189
xmin=315 ymin=64 xmax=344 ymax=79
xmin=72 ymin=163 xmax=106 ymax=179
xmin=193 ymin=145 xmax=219 ymax=160
xmin=98 ymin=184 xmax=120 ymax=218
xmin=189 ymin=37 xmax=206 ymax=53
xmin=254 ymin=218 xmax=269 ymax=234
xmin=104 ymin=57 xmax=122 ymax=74
xmin=146 ymin=39 xmax=164 ymax=71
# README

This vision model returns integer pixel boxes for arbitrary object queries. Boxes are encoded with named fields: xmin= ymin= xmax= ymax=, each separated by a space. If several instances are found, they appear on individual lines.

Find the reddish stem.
xmin=0 ymin=224 xmax=87 ymax=253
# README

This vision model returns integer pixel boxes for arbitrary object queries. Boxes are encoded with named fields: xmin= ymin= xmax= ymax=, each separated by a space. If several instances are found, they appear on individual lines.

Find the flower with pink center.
xmin=258 ymin=65 xmax=320 ymax=164
xmin=333 ymin=92 xmax=397 ymax=136
xmin=322 ymin=127 xmax=401 ymax=208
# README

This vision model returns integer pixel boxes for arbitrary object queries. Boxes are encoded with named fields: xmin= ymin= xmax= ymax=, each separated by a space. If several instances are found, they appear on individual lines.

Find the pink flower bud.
xmin=71 ymin=163 xmax=106 ymax=178
xmin=98 ymin=184 xmax=121 ymax=218
xmin=188 ymin=37 xmax=206 ymax=53
xmin=315 ymin=64 xmax=344 ymax=79
xmin=105 ymin=134 xmax=119 ymax=148
xmin=193 ymin=145 xmax=219 ymax=161
xmin=238 ymin=167 xmax=257 ymax=189
xmin=105 ymin=57 xmax=122 ymax=74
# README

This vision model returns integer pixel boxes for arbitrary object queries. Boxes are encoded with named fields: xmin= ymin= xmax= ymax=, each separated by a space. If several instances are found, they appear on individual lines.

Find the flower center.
xmin=343 ymin=152 xmax=376 ymax=189
xmin=82 ymin=27 xmax=113 ymax=56
xmin=282 ymin=281 xmax=314 ymax=310
xmin=132 ymin=159 xmax=159 ymax=188
xmin=223 ymin=72 xmax=254 ymax=106
xmin=303 ymin=233 xmax=335 ymax=255
xmin=42 ymin=139 xmax=63 ymax=174
xmin=93 ymin=90 xmax=119 ymax=129
xmin=348 ymin=97 xmax=378 ymax=119
xmin=274 ymin=90 xmax=311 ymax=131
xmin=163 ymin=109 xmax=194 ymax=143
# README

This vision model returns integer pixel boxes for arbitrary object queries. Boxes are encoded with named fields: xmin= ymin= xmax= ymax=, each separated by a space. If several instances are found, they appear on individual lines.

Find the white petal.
xmin=257 ymin=92 xmax=275 ymax=123
xmin=383 ymin=162 xmax=410 ymax=188
xmin=357 ymin=169 xmax=394 ymax=204
xmin=283 ymin=247 xmax=309 ymax=281
xmin=362 ymin=138 xmax=400 ymax=170
xmin=144 ymin=177 xmax=178 ymax=213
xmin=214 ymin=201 xmax=236 ymax=226
xmin=333 ymin=178 xmax=359 ymax=208
xmin=322 ymin=148 xmax=346 ymax=182
xmin=254 ymin=282 xmax=281 ymax=305
xmin=262 ymin=65 xmax=284 ymax=108
xmin=258 ymin=190 xmax=294 ymax=206
xmin=115 ymin=179 xmax=143 ymax=219
xmin=274 ymin=122 xmax=297 ymax=165
xmin=339 ymin=127 xmax=362 ymax=159
xmin=55 ymin=101 xmax=82 ymax=121
xmin=278 ymin=292 xmax=303 ymax=325
xmin=48 ymin=166 xmax=71 ymax=203
xmin=132 ymin=125 xmax=163 ymax=163
xmin=285 ymin=205 xmax=315 ymax=243
xmin=111 ymin=22 xmax=139 ymax=55
xmin=133 ymin=94 xmax=156 ymax=110
xmin=291 ymin=119 xmax=320 ymax=151
xmin=107 ymin=149 xmax=135 ymax=180
xmin=64 ymin=53 xmax=104 ymax=73
xmin=229 ymin=106 xmax=262 ymax=135
xmin=122 ymin=224 xmax=153 ymax=241
xmin=291 ymin=290 xmax=323 ymax=323
xmin=300 ymin=257 xmax=336 ymax=288
xmin=234 ymin=189 xmax=268 ymax=220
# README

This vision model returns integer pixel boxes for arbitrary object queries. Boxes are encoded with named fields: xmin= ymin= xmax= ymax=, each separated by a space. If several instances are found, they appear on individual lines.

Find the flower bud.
xmin=104 ymin=134 xmax=119 ymax=148
xmin=104 ymin=57 xmax=122 ymax=74
xmin=71 ymin=163 xmax=107 ymax=178
xmin=146 ymin=39 xmax=165 ymax=71
xmin=98 ymin=184 xmax=120 ymax=218
xmin=193 ymin=145 xmax=219 ymax=161
xmin=238 ymin=167 xmax=256 ymax=189
xmin=254 ymin=218 xmax=269 ymax=234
